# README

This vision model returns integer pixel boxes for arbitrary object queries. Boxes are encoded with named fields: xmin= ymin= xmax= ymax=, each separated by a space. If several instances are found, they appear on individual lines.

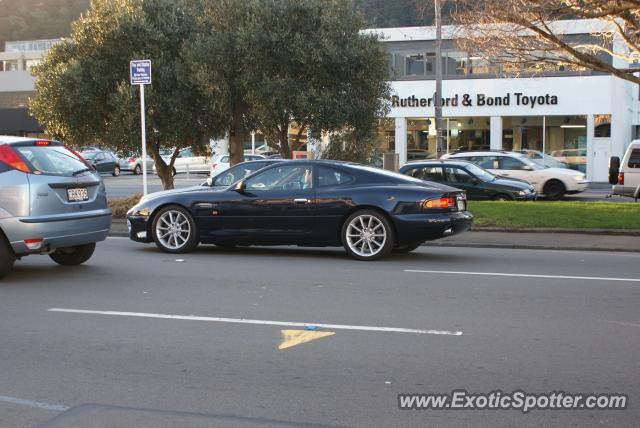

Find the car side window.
xmin=317 ymin=167 xmax=353 ymax=187
xmin=409 ymin=166 xmax=442 ymax=181
xmin=215 ymin=163 xmax=266 ymax=186
xmin=220 ymin=156 xmax=229 ymax=163
xmin=95 ymin=152 xmax=105 ymax=161
xmin=471 ymin=156 xmax=498 ymax=169
xmin=181 ymin=149 xmax=193 ymax=157
xmin=499 ymin=157 xmax=527 ymax=170
xmin=628 ymin=149 xmax=640 ymax=168
xmin=444 ymin=167 xmax=474 ymax=183
xmin=245 ymin=165 xmax=313 ymax=191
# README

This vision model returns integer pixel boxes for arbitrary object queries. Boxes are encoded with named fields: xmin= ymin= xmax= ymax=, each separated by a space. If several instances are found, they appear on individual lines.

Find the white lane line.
xmin=0 ymin=395 xmax=69 ymax=412
xmin=404 ymin=270 xmax=640 ymax=283
xmin=48 ymin=308 xmax=462 ymax=336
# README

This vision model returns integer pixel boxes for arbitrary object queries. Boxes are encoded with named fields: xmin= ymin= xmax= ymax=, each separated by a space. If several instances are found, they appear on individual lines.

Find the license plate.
xmin=456 ymin=197 xmax=466 ymax=211
xmin=67 ymin=188 xmax=88 ymax=202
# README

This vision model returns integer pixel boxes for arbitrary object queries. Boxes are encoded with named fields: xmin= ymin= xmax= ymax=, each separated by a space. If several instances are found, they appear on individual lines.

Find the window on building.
xmin=545 ymin=116 xmax=587 ymax=173
xmin=502 ymin=117 xmax=544 ymax=152
xmin=594 ymin=114 xmax=611 ymax=138
xmin=406 ymin=54 xmax=425 ymax=76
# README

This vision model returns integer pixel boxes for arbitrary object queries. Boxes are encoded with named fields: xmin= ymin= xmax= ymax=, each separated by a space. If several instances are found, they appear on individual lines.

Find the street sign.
xmin=130 ymin=60 xmax=151 ymax=196
xmin=130 ymin=60 xmax=152 ymax=85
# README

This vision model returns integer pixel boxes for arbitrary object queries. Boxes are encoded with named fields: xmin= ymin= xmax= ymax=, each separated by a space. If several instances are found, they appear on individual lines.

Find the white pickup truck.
xmin=609 ymin=140 xmax=640 ymax=201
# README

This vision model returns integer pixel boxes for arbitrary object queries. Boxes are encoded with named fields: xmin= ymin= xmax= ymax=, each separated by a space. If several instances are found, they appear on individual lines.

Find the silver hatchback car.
xmin=0 ymin=136 xmax=111 ymax=278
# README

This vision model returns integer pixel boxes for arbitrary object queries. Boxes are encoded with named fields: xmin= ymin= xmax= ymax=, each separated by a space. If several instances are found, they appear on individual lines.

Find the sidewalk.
xmin=108 ymin=219 xmax=640 ymax=253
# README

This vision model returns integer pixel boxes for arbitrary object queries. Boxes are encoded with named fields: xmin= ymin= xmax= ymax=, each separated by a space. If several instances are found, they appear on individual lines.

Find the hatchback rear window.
xmin=629 ymin=149 xmax=640 ymax=168
xmin=15 ymin=145 xmax=88 ymax=176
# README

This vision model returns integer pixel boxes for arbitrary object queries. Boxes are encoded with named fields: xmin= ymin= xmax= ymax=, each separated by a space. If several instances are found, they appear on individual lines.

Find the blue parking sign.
xmin=130 ymin=60 xmax=152 ymax=85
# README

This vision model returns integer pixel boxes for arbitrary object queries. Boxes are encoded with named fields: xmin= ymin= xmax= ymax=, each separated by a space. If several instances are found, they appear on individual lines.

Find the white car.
xmin=154 ymin=147 xmax=210 ymax=176
xmin=442 ymin=151 xmax=589 ymax=200
xmin=610 ymin=140 xmax=640 ymax=200
xmin=118 ymin=153 xmax=154 ymax=175
xmin=210 ymin=153 xmax=265 ymax=176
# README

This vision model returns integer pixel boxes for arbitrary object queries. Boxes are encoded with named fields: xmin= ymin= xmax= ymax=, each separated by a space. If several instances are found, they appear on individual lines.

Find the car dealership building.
xmin=368 ymin=20 xmax=640 ymax=182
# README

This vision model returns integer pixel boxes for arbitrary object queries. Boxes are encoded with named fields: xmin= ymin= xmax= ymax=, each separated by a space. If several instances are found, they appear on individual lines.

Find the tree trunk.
xmin=228 ymin=106 xmax=246 ymax=166
xmin=148 ymin=143 xmax=175 ymax=190
xmin=279 ymin=125 xmax=291 ymax=159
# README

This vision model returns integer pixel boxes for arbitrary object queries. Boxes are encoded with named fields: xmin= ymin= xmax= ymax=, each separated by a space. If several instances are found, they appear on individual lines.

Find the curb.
xmin=107 ymin=219 xmax=640 ymax=253
xmin=470 ymin=227 xmax=640 ymax=236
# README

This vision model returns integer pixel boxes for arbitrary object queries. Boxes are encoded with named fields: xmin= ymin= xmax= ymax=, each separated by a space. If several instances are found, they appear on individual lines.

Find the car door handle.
xmin=294 ymin=198 xmax=310 ymax=204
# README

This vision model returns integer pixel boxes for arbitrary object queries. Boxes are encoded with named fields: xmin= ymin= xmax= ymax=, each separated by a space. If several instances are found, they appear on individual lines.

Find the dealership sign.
xmin=391 ymin=92 xmax=559 ymax=109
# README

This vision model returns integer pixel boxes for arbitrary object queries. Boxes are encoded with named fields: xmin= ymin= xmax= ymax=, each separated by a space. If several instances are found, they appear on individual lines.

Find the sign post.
xmin=130 ymin=60 xmax=152 ymax=196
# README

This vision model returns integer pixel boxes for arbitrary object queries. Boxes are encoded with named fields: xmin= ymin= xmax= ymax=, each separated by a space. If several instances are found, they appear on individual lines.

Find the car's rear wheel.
xmin=393 ymin=242 xmax=422 ymax=254
xmin=342 ymin=210 xmax=394 ymax=261
xmin=134 ymin=164 xmax=142 ymax=175
xmin=49 ymin=243 xmax=96 ymax=266
xmin=152 ymin=205 xmax=198 ymax=253
xmin=543 ymin=180 xmax=566 ymax=201
xmin=0 ymin=237 xmax=15 ymax=278
xmin=112 ymin=166 xmax=121 ymax=177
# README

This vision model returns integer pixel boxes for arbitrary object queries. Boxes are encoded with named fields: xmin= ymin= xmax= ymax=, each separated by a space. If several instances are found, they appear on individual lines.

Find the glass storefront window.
xmin=445 ymin=52 xmax=468 ymax=75
xmin=373 ymin=119 xmax=395 ymax=154
xmin=406 ymin=117 xmax=490 ymax=159
xmin=502 ymin=116 xmax=544 ymax=152
xmin=545 ymin=116 xmax=587 ymax=173
xmin=444 ymin=117 xmax=490 ymax=152
xmin=406 ymin=54 xmax=425 ymax=76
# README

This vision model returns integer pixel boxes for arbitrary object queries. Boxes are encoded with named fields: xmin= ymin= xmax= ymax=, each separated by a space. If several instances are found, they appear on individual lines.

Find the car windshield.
xmin=82 ymin=152 xmax=98 ymax=160
xmin=464 ymin=163 xmax=495 ymax=182
xmin=16 ymin=145 xmax=89 ymax=176
xmin=516 ymin=155 xmax=542 ymax=170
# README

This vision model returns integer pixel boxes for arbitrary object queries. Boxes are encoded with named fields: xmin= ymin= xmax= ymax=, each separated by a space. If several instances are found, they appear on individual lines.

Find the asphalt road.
xmin=1 ymin=240 xmax=638 ymax=427
xmin=102 ymin=174 xmax=627 ymax=202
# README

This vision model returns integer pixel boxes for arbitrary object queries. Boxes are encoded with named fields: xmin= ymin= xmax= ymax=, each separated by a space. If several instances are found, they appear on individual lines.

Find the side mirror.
xmin=205 ymin=177 xmax=214 ymax=187
xmin=234 ymin=180 xmax=246 ymax=193
xmin=522 ymin=165 xmax=533 ymax=171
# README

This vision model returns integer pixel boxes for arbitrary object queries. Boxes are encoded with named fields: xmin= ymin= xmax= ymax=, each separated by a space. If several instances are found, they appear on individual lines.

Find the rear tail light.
xmin=618 ymin=172 xmax=624 ymax=185
xmin=128 ymin=157 xmax=136 ymax=162
xmin=211 ymin=163 xmax=217 ymax=170
xmin=423 ymin=197 xmax=456 ymax=210
xmin=0 ymin=144 xmax=31 ymax=173
xmin=34 ymin=140 xmax=50 ymax=146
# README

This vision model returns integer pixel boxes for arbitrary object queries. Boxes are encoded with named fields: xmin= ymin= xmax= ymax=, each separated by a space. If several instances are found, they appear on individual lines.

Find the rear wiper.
xmin=72 ymin=168 xmax=92 ymax=176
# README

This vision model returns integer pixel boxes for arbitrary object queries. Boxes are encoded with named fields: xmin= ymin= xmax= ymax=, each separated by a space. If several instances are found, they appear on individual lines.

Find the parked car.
xmin=82 ymin=149 xmax=121 ymax=176
xmin=127 ymin=160 xmax=473 ymax=260
xmin=118 ymin=152 xmax=154 ymax=175
xmin=400 ymin=160 xmax=536 ymax=201
xmin=441 ymin=151 xmax=588 ymax=200
xmin=550 ymin=148 xmax=587 ymax=173
xmin=609 ymin=140 xmax=640 ymax=200
xmin=207 ymin=159 xmax=283 ymax=187
xmin=153 ymin=147 xmax=210 ymax=176
xmin=209 ymin=153 xmax=266 ymax=176
xmin=407 ymin=149 xmax=433 ymax=160
xmin=0 ymin=137 xmax=111 ymax=278
xmin=514 ymin=149 xmax=568 ymax=169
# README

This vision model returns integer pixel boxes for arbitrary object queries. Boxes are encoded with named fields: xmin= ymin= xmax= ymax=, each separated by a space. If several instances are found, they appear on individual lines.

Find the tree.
xmin=30 ymin=0 xmax=227 ymax=189
xmin=452 ymin=0 xmax=640 ymax=84
xmin=190 ymin=0 xmax=391 ymax=164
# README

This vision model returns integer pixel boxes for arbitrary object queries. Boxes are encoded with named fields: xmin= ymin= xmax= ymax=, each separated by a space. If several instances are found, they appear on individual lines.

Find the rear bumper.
xmin=1 ymin=209 xmax=112 ymax=255
xmin=612 ymin=184 xmax=638 ymax=198
xmin=393 ymin=211 xmax=474 ymax=244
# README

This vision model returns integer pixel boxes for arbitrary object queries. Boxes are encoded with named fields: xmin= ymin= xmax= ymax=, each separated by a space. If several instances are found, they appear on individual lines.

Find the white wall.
xmin=0 ymin=71 xmax=35 ymax=92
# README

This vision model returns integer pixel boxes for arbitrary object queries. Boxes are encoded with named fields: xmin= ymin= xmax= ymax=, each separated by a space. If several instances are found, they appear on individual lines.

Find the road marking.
xmin=404 ymin=270 xmax=640 ymax=283
xmin=0 ymin=395 xmax=69 ymax=412
xmin=48 ymin=308 xmax=462 ymax=336
xmin=279 ymin=330 xmax=336 ymax=350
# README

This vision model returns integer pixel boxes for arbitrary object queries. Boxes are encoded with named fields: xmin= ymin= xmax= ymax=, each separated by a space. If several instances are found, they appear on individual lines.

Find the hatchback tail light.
xmin=128 ymin=157 xmax=136 ymax=162
xmin=0 ymin=144 xmax=31 ymax=173
xmin=618 ymin=172 xmax=624 ymax=185
xmin=211 ymin=163 xmax=217 ymax=170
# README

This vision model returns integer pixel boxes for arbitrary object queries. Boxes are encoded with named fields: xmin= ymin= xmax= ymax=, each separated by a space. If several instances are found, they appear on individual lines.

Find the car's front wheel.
xmin=134 ymin=164 xmax=142 ymax=175
xmin=543 ymin=180 xmax=566 ymax=201
xmin=152 ymin=205 xmax=199 ymax=253
xmin=342 ymin=210 xmax=394 ymax=261
xmin=49 ymin=243 xmax=96 ymax=266
xmin=0 ymin=237 xmax=15 ymax=278
xmin=112 ymin=166 xmax=121 ymax=177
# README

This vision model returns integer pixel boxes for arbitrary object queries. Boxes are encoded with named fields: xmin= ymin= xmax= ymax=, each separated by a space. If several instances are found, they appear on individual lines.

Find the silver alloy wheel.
xmin=345 ymin=214 xmax=387 ymax=258
xmin=155 ymin=210 xmax=191 ymax=250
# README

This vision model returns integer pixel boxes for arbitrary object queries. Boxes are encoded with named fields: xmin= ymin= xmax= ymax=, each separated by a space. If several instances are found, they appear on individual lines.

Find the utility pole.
xmin=434 ymin=0 xmax=444 ymax=158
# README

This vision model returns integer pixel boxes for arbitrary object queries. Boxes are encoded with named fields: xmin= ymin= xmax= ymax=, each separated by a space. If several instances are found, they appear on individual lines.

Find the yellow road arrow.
xmin=278 ymin=329 xmax=336 ymax=350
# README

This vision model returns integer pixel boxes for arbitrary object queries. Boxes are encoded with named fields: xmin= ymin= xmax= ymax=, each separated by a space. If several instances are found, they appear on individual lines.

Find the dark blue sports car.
xmin=126 ymin=160 xmax=473 ymax=260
